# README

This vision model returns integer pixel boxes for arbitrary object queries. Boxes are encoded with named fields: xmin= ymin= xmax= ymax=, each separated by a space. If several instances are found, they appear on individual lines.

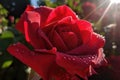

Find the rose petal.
xmin=35 ymin=6 xmax=53 ymax=27
xmin=55 ymin=17 xmax=82 ymax=49
xmin=15 ymin=12 xmax=26 ymax=34
xmin=47 ymin=5 xmax=78 ymax=24
xmin=56 ymin=52 xmax=97 ymax=80
xmin=37 ymin=28 xmax=53 ymax=49
xmin=15 ymin=5 xmax=35 ymax=34
xmin=67 ymin=33 xmax=105 ymax=55
xmin=49 ymin=65 xmax=80 ymax=80
xmin=7 ymin=42 xmax=56 ymax=80
xmin=88 ymin=33 xmax=105 ymax=49
xmin=67 ymin=44 xmax=90 ymax=55
xmin=7 ymin=43 xmax=80 ymax=80
xmin=25 ymin=5 xmax=34 ymax=11
xmin=16 ymin=5 xmax=53 ymax=33
xmin=24 ymin=11 xmax=49 ymax=49
xmin=57 ymin=16 xmax=76 ymax=24
xmin=76 ymin=20 xmax=93 ymax=44
xmin=17 ymin=10 xmax=53 ymax=49
xmin=59 ymin=32 xmax=78 ymax=50
xmin=48 ymin=30 xmax=68 ymax=52
xmin=44 ymin=17 xmax=80 ymax=51
xmin=91 ymin=48 xmax=107 ymax=68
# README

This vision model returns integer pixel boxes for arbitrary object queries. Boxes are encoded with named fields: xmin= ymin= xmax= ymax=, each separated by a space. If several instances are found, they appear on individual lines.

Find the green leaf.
xmin=2 ymin=60 xmax=13 ymax=68
xmin=1 ymin=31 xmax=14 ymax=38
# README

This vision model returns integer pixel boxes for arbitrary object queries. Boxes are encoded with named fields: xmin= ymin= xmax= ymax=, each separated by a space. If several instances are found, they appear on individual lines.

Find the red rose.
xmin=7 ymin=5 xmax=107 ymax=80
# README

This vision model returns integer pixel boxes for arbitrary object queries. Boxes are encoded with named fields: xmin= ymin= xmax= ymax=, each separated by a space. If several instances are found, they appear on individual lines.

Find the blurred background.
xmin=0 ymin=0 xmax=120 ymax=80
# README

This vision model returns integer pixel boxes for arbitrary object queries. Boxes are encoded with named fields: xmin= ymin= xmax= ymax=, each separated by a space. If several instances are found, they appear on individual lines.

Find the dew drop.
xmin=82 ymin=57 xmax=86 ymax=60
xmin=21 ymin=50 xmax=25 ymax=54
xmin=83 ymin=60 xmax=88 ymax=64
xmin=72 ymin=58 xmax=75 ymax=61
xmin=64 ymin=57 xmax=67 ymax=59
xmin=16 ymin=49 xmax=19 ymax=52
xmin=68 ymin=57 xmax=71 ymax=60
xmin=91 ymin=56 xmax=94 ymax=59
xmin=88 ymin=56 xmax=92 ymax=59
xmin=79 ymin=57 xmax=81 ymax=60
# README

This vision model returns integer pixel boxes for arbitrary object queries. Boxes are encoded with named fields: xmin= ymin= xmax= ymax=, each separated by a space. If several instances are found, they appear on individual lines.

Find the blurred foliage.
xmin=0 ymin=0 xmax=120 ymax=80
xmin=0 ymin=3 xmax=28 ymax=80
xmin=0 ymin=4 xmax=8 ymax=16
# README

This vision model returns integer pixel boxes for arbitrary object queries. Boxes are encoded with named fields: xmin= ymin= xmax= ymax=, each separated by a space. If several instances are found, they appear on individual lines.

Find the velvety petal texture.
xmin=7 ymin=5 xmax=107 ymax=80
xmin=7 ymin=43 xmax=80 ymax=80
xmin=46 ymin=5 xmax=78 ymax=24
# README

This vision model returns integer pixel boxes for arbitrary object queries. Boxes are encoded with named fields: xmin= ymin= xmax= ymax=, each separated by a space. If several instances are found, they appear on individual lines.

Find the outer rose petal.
xmin=17 ymin=10 xmax=54 ymax=49
xmin=16 ymin=5 xmax=53 ymax=33
xmin=35 ymin=6 xmax=53 ymax=27
xmin=16 ymin=5 xmax=34 ymax=33
xmin=15 ymin=12 xmax=26 ymax=34
xmin=7 ymin=43 xmax=55 ymax=80
xmin=88 ymin=33 xmax=105 ymax=49
xmin=46 ymin=5 xmax=78 ymax=24
xmin=16 ymin=6 xmax=53 ymax=49
xmin=76 ymin=20 xmax=93 ymax=44
xmin=67 ymin=32 xmax=105 ymax=55
xmin=56 ymin=48 xmax=106 ymax=80
xmin=25 ymin=5 xmax=34 ymax=11
xmin=49 ymin=65 xmax=80 ymax=80
xmin=7 ymin=43 xmax=80 ymax=80
xmin=24 ymin=11 xmax=48 ymax=49
xmin=16 ymin=10 xmax=41 ymax=35
xmin=56 ymin=52 xmax=97 ymax=80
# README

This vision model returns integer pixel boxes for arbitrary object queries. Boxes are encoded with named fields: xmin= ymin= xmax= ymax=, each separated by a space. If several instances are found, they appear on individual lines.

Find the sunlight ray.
xmin=97 ymin=2 xmax=112 ymax=24
xmin=110 ymin=0 xmax=120 ymax=4
xmin=83 ymin=0 xmax=108 ymax=20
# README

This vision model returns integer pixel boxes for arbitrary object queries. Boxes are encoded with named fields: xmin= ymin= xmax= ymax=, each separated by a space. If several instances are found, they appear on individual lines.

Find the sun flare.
xmin=110 ymin=0 xmax=120 ymax=4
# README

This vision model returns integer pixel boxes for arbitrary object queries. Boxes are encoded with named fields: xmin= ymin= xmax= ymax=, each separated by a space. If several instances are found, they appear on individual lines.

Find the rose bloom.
xmin=7 ymin=5 xmax=107 ymax=80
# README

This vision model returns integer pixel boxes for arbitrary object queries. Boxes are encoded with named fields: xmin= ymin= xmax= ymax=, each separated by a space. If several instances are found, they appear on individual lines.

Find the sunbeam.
xmin=83 ymin=0 xmax=109 ymax=20
xmin=110 ymin=0 xmax=120 ymax=4
xmin=97 ymin=2 xmax=112 ymax=23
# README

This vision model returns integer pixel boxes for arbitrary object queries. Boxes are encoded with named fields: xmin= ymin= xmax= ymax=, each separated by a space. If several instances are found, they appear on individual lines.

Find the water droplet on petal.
xmin=88 ymin=56 xmax=92 ymax=60
xmin=64 ymin=57 xmax=67 ymax=59
xmin=82 ymin=57 xmax=86 ymax=60
xmin=92 ymin=56 xmax=95 ymax=59
xmin=68 ymin=57 xmax=71 ymax=60
xmin=72 ymin=58 xmax=75 ymax=61
xmin=79 ymin=57 xmax=81 ymax=60
xmin=84 ymin=60 xmax=86 ymax=62
xmin=16 ymin=49 xmax=19 ymax=52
